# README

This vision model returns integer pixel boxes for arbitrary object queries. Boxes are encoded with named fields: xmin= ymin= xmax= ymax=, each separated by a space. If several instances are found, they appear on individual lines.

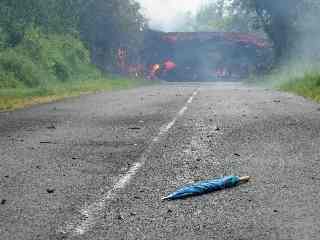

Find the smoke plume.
xmin=136 ymin=0 xmax=204 ymax=31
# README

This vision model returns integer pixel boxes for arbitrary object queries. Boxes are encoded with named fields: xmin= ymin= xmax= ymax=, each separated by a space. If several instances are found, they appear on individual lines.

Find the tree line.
xmin=0 ymin=0 xmax=146 ymax=71
xmin=186 ymin=0 xmax=320 ymax=63
xmin=232 ymin=0 xmax=320 ymax=61
xmin=1 ymin=0 xmax=319 ymax=79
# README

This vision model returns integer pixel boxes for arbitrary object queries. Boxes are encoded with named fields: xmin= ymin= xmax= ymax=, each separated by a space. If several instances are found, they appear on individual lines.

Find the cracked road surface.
xmin=1 ymin=82 xmax=320 ymax=240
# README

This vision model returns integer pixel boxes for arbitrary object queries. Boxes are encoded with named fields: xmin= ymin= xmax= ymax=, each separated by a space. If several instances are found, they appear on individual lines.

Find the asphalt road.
xmin=1 ymin=82 xmax=320 ymax=240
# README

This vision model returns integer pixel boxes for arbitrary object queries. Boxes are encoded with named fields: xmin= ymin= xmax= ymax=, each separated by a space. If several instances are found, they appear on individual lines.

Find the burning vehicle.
xmin=117 ymin=30 xmax=273 ymax=81
xmin=141 ymin=31 xmax=273 ymax=81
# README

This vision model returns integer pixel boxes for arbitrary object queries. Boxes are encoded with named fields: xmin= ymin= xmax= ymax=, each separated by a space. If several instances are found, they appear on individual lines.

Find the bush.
xmin=0 ymin=71 xmax=22 ymax=88
xmin=19 ymin=28 xmax=90 ymax=81
xmin=278 ymin=71 xmax=320 ymax=102
xmin=0 ymin=27 xmax=101 ymax=89
xmin=52 ymin=61 xmax=70 ymax=81
xmin=0 ymin=49 xmax=44 ymax=87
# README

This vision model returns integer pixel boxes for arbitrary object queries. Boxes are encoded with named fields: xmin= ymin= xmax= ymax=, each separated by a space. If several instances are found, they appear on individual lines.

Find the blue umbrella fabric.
xmin=162 ymin=176 xmax=250 ymax=201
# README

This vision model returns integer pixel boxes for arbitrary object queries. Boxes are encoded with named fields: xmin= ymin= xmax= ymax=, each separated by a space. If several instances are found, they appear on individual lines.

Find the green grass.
xmin=279 ymin=72 xmax=320 ymax=102
xmin=0 ymin=76 xmax=154 ymax=111
xmin=246 ymin=62 xmax=320 ymax=102
xmin=0 ymin=28 xmax=156 ymax=111
xmin=0 ymin=28 xmax=96 ymax=89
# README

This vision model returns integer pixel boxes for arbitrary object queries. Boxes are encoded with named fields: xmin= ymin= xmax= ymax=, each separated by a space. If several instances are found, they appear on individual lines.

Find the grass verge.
xmin=279 ymin=72 xmax=320 ymax=102
xmin=246 ymin=63 xmax=320 ymax=102
xmin=0 ymin=77 xmax=155 ymax=111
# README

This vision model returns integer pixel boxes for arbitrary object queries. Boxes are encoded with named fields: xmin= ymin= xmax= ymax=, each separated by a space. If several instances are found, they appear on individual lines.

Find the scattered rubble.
xmin=129 ymin=127 xmax=141 ymax=130
xmin=46 ymin=189 xmax=55 ymax=194
xmin=47 ymin=124 xmax=56 ymax=129
xmin=214 ymin=126 xmax=221 ymax=131
xmin=117 ymin=214 xmax=124 ymax=221
xmin=40 ymin=141 xmax=53 ymax=144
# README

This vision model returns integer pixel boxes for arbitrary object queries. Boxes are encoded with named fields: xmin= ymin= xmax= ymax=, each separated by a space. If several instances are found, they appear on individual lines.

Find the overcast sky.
xmin=136 ymin=0 xmax=205 ymax=31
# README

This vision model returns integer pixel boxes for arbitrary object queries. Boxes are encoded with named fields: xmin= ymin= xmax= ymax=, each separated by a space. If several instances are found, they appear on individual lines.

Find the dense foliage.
xmin=0 ymin=27 xmax=100 ymax=88
xmin=180 ymin=0 xmax=264 ymax=37
xmin=231 ymin=0 xmax=320 ymax=61
xmin=187 ymin=0 xmax=320 ymax=62
xmin=80 ymin=0 xmax=146 ymax=70
xmin=190 ymin=0 xmax=262 ymax=34
xmin=232 ymin=0 xmax=320 ymax=100
xmin=0 ymin=0 xmax=146 ymax=89
xmin=0 ymin=0 xmax=80 ymax=47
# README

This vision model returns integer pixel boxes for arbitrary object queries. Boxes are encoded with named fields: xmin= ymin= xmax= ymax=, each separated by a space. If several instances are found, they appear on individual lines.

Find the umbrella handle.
xmin=239 ymin=176 xmax=251 ymax=183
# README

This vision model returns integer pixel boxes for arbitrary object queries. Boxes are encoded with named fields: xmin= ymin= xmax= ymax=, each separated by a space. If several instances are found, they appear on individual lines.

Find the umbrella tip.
xmin=239 ymin=176 xmax=251 ymax=183
xmin=161 ymin=196 xmax=170 ymax=201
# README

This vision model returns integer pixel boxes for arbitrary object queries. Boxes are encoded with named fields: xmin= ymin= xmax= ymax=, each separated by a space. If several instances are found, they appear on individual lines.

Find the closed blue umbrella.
xmin=162 ymin=176 xmax=250 ymax=201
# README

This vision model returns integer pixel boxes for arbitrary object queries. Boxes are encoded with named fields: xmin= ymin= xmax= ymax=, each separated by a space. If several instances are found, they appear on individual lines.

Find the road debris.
xmin=214 ymin=126 xmax=221 ymax=131
xmin=40 ymin=141 xmax=53 ymax=144
xmin=128 ymin=127 xmax=141 ymax=130
xmin=162 ymin=176 xmax=250 ymax=201
xmin=47 ymin=124 xmax=56 ymax=129
xmin=130 ymin=212 xmax=137 ymax=216
xmin=117 ymin=214 xmax=124 ymax=221
xmin=46 ymin=189 xmax=55 ymax=194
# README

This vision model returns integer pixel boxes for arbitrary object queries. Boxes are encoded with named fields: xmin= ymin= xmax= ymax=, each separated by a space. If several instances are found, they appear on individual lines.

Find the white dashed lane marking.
xmin=60 ymin=88 xmax=199 ymax=237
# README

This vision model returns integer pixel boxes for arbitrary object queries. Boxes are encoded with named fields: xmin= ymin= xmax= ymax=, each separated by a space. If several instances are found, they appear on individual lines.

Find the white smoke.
xmin=136 ymin=0 xmax=205 ymax=31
